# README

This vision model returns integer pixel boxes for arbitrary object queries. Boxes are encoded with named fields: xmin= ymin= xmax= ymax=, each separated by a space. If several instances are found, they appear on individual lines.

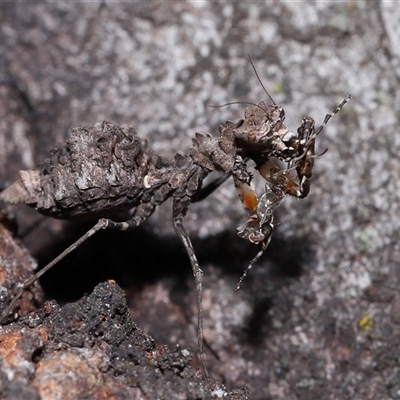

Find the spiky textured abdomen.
xmin=0 ymin=121 xmax=153 ymax=220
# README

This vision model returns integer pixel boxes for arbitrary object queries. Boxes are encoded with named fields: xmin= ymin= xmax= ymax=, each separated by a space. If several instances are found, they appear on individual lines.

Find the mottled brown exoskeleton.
xmin=232 ymin=95 xmax=351 ymax=290
xmin=0 ymin=77 xmax=350 ymax=373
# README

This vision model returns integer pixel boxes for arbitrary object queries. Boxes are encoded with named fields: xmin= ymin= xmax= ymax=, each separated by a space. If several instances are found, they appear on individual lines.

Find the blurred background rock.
xmin=0 ymin=2 xmax=399 ymax=399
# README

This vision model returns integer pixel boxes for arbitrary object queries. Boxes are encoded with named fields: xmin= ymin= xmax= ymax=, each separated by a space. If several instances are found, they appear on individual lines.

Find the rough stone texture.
xmin=0 ymin=205 xmax=43 ymax=320
xmin=0 ymin=279 xmax=246 ymax=399
xmin=0 ymin=2 xmax=399 ymax=399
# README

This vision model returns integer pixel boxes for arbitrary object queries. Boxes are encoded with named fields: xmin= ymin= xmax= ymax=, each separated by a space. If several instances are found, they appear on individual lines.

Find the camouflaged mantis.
xmin=0 ymin=83 xmax=350 ymax=373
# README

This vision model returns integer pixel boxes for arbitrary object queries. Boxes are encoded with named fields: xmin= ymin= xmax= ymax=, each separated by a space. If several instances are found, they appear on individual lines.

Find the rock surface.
xmin=1 ymin=2 xmax=400 ymax=399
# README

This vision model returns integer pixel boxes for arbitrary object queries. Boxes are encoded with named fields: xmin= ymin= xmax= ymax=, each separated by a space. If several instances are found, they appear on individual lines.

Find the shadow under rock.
xmin=194 ymin=228 xmax=315 ymax=281
xmin=192 ymin=228 xmax=316 ymax=347
xmin=34 ymin=216 xmax=315 ymax=308
xmin=36 ymin=220 xmax=192 ymax=303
